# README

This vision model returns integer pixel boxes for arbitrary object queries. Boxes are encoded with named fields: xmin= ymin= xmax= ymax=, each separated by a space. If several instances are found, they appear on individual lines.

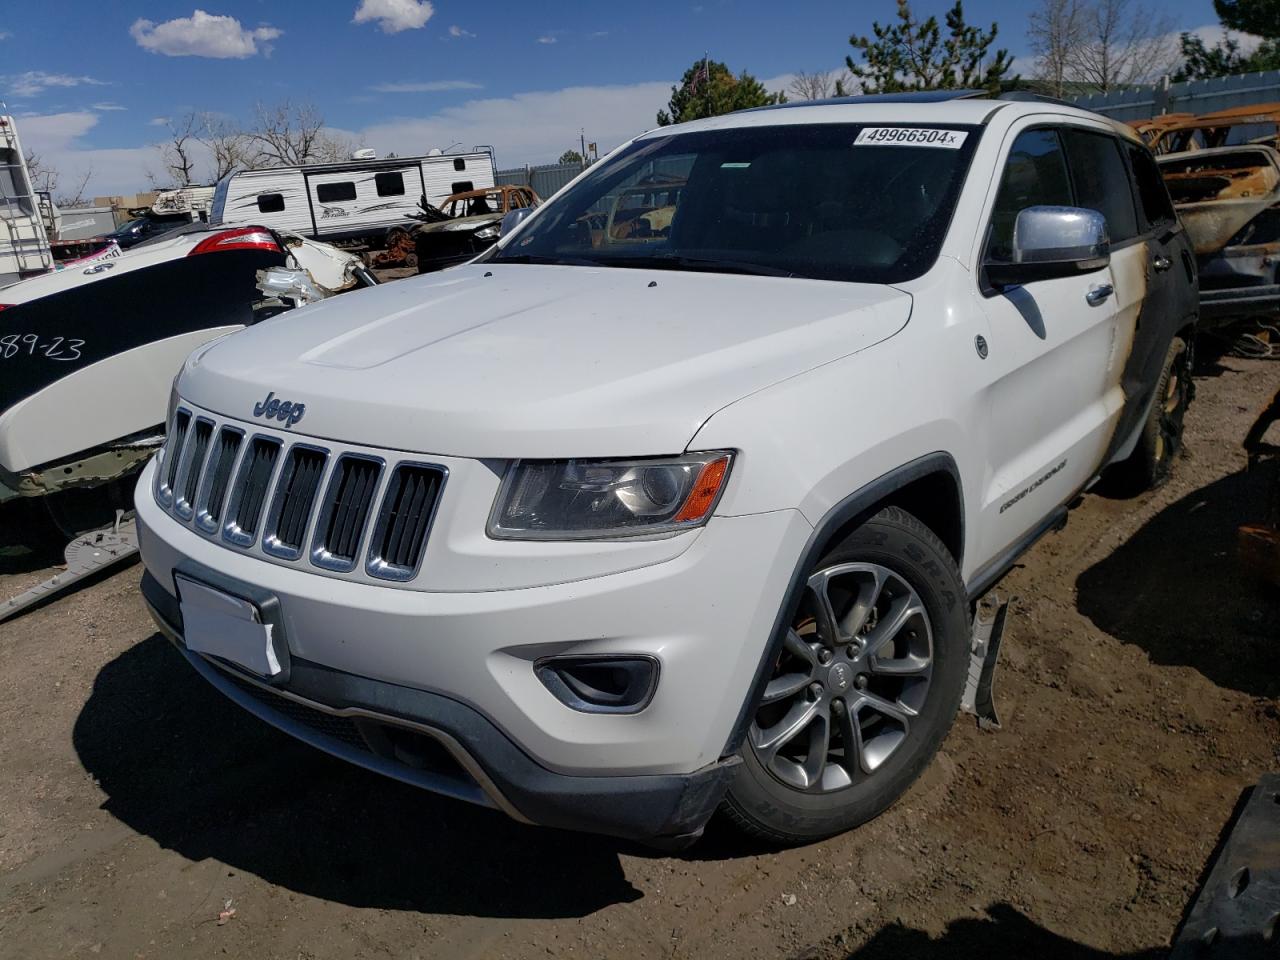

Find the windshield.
xmin=490 ymin=123 xmax=981 ymax=283
xmin=112 ymin=219 xmax=147 ymax=235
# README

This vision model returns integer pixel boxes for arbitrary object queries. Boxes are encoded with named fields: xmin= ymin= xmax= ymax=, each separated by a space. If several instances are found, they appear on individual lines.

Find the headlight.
xmin=489 ymin=452 xmax=733 ymax=540
xmin=474 ymin=224 xmax=500 ymax=241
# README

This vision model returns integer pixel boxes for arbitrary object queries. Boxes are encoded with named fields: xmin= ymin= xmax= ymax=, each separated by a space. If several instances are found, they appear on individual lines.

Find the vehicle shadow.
xmin=72 ymin=633 xmax=643 ymax=918
xmin=1075 ymin=462 xmax=1280 ymax=699
xmin=839 ymin=903 xmax=1165 ymax=958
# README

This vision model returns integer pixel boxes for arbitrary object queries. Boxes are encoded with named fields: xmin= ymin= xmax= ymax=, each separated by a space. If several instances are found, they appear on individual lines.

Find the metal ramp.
xmin=0 ymin=111 xmax=54 ymax=280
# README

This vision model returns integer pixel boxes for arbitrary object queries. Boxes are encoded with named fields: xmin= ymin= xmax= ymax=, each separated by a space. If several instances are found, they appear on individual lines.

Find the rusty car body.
xmin=412 ymin=185 xmax=539 ymax=273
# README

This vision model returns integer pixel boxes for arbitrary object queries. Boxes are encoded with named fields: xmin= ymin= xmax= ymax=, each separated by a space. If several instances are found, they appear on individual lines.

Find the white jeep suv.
xmin=136 ymin=92 xmax=1197 ymax=846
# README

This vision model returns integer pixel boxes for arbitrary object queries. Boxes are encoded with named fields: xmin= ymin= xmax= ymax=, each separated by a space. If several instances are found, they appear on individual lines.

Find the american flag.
xmin=687 ymin=59 xmax=710 ymax=94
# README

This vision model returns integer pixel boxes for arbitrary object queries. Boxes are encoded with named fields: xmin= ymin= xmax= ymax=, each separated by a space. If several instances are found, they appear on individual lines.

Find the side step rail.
xmin=961 ymin=594 xmax=1010 ymax=731
xmin=1 ymin=512 xmax=139 ymax=624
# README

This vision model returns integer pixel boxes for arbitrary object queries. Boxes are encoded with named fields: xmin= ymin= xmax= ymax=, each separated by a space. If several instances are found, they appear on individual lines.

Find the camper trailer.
xmin=0 ymin=115 xmax=54 ymax=286
xmin=210 ymin=149 xmax=497 ymax=243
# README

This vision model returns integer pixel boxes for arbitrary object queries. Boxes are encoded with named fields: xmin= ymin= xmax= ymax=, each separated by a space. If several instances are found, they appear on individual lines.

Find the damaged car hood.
xmin=179 ymin=263 xmax=912 ymax=458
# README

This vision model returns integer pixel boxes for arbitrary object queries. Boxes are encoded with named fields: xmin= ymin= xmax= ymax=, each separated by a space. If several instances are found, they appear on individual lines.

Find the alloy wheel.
xmin=748 ymin=562 xmax=934 ymax=793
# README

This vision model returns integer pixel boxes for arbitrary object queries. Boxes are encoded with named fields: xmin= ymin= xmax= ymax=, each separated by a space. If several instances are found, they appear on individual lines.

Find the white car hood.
xmin=180 ymin=264 xmax=912 ymax=458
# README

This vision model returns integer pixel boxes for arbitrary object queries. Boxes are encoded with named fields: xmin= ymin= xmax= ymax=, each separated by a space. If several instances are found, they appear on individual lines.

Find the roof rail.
xmin=747 ymin=89 xmax=989 ymax=113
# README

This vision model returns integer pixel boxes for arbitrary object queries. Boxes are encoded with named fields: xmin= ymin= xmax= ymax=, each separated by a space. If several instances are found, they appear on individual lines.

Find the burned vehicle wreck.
xmin=0 ymin=225 xmax=374 ymax=540
xmin=1159 ymin=144 xmax=1280 ymax=327
xmin=411 ymin=185 xmax=539 ymax=273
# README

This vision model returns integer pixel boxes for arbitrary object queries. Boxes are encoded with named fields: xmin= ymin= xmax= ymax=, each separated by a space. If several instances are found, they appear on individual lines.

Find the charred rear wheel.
xmin=1133 ymin=335 xmax=1192 ymax=490
xmin=722 ymin=506 xmax=968 ymax=844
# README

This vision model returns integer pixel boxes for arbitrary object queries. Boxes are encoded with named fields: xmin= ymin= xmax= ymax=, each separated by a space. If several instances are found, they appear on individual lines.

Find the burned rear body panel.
xmin=1158 ymin=145 xmax=1280 ymax=328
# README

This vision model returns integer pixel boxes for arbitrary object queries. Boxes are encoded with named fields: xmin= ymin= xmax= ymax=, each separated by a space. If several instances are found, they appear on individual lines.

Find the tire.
xmin=1124 ymin=335 xmax=1193 ymax=491
xmin=722 ymin=506 xmax=969 ymax=845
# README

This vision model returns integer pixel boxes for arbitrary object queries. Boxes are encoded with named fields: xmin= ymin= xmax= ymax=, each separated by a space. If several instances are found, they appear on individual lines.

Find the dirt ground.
xmin=0 ymin=354 xmax=1277 ymax=960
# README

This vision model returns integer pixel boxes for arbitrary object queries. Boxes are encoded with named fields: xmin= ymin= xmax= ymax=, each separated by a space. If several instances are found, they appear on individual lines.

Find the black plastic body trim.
xmin=141 ymin=569 xmax=735 ymax=844
xmin=719 ymin=451 xmax=963 ymax=757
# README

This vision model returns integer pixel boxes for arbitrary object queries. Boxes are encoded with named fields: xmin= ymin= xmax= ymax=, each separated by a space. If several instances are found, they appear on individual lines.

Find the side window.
xmin=257 ymin=193 xmax=285 ymax=213
xmin=1126 ymin=144 xmax=1176 ymax=229
xmin=453 ymin=158 xmax=466 ymax=172
xmin=986 ymin=128 xmax=1073 ymax=263
xmin=375 ymin=172 xmax=404 ymax=197
xmin=316 ymin=181 xmax=356 ymax=203
xmin=1062 ymin=130 xmax=1139 ymax=243
xmin=451 ymin=180 xmax=473 ymax=195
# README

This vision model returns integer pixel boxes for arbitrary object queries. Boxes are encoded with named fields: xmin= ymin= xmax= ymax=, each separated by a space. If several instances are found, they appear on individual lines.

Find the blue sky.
xmin=0 ymin=0 xmax=1232 ymax=196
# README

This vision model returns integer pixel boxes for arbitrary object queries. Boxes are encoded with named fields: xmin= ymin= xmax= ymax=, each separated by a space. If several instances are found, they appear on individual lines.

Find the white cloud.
xmin=353 ymin=0 xmax=434 ymax=34
xmin=344 ymin=80 xmax=672 ymax=169
xmin=130 ymin=10 xmax=282 ymax=58
xmin=448 ymin=25 xmax=475 ymax=38
xmin=13 ymin=111 xmax=163 ymax=197
xmin=536 ymin=35 xmax=558 ymax=45
xmin=370 ymin=79 xmax=482 ymax=93
xmin=92 ymin=102 xmax=128 ymax=112
xmin=149 ymin=116 xmax=170 ymax=126
xmin=0 ymin=30 xmax=11 ymax=41
xmin=3 ymin=71 xmax=107 ymax=98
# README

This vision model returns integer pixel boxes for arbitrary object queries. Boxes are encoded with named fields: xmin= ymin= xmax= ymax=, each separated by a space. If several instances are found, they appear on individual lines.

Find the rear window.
xmin=257 ymin=193 xmax=284 ymax=213
xmin=316 ymin=182 xmax=357 ymax=203
xmin=375 ymin=172 xmax=404 ymax=197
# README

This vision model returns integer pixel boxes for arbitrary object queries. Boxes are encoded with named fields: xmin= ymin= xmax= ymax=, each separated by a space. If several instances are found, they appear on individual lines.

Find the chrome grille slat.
xmin=366 ymin=464 xmax=446 ymax=581
xmin=263 ymin=446 xmax=327 ymax=560
xmin=196 ymin=428 xmax=245 ymax=533
xmin=156 ymin=405 xmax=446 ymax=583
xmin=223 ymin=437 xmax=283 ymax=547
xmin=312 ymin=456 xmax=383 ymax=572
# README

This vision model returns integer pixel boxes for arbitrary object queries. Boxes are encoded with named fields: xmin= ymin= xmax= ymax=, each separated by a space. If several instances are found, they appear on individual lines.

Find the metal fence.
xmin=496 ymin=161 xmax=583 ymax=200
xmin=1071 ymin=70 xmax=1280 ymax=122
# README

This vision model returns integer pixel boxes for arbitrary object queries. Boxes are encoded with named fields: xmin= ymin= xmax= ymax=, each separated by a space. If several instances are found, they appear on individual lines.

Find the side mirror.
xmin=500 ymin=206 xmax=533 ymax=237
xmin=985 ymin=206 xmax=1109 ymax=287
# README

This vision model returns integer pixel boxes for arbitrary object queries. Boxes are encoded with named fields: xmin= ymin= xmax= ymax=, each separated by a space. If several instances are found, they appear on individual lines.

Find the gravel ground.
xmin=0 ymin=354 xmax=1277 ymax=960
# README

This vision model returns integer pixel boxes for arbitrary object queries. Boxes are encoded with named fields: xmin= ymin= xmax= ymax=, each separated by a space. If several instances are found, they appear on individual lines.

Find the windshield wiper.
xmin=632 ymin=253 xmax=796 ymax=278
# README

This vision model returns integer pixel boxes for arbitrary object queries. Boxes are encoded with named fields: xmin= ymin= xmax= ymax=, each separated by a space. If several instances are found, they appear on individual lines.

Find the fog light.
xmin=536 ymin=656 xmax=659 ymax=714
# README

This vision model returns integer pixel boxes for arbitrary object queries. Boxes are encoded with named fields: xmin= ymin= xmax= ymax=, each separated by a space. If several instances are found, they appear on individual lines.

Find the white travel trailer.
xmin=0 ymin=115 xmax=54 ymax=286
xmin=210 ymin=150 xmax=497 ymax=242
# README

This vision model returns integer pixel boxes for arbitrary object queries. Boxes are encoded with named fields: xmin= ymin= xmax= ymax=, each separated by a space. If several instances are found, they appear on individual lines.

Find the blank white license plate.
xmin=176 ymin=575 xmax=283 ymax=678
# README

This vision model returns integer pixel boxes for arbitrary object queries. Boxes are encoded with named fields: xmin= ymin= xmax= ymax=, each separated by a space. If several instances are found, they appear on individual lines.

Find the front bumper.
xmin=135 ymin=458 xmax=812 ymax=840
xmin=142 ymin=571 xmax=736 ymax=844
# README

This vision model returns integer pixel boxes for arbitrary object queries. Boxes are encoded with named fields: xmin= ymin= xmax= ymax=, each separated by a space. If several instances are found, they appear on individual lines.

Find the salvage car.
xmin=136 ymin=92 xmax=1197 ymax=847
xmin=0 ymin=225 xmax=373 ymax=539
xmin=1158 ymin=144 xmax=1280 ymax=327
xmin=412 ymin=185 xmax=539 ymax=272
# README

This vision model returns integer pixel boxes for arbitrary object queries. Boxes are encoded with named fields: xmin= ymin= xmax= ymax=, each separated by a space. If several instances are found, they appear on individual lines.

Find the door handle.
xmin=1153 ymin=255 xmax=1172 ymax=272
xmin=1086 ymin=283 xmax=1114 ymax=306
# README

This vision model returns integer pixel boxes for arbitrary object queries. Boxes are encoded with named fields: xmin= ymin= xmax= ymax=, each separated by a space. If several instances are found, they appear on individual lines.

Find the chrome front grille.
xmin=156 ymin=406 xmax=447 ymax=583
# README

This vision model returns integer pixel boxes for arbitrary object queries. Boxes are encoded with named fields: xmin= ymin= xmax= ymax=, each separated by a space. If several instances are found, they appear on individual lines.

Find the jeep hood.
xmin=180 ymin=263 xmax=911 ymax=459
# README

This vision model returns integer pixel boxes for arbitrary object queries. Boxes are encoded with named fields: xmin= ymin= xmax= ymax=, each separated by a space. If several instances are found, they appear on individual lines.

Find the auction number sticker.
xmin=854 ymin=127 xmax=968 ymax=149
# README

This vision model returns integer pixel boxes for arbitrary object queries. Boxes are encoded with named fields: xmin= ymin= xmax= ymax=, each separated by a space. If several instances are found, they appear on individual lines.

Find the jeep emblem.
xmin=252 ymin=391 xmax=306 ymax=428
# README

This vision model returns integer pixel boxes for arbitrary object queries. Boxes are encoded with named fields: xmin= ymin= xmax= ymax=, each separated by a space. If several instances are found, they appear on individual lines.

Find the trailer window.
xmin=454 ymin=158 xmax=466 ymax=171
xmin=256 ymin=193 xmax=285 ymax=213
xmin=375 ymin=172 xmax=404 ymax=197
xmin=451 ymin=181 xmax=474 ymax=195
xmin=317 ymin=182 xmax=357 ymax=203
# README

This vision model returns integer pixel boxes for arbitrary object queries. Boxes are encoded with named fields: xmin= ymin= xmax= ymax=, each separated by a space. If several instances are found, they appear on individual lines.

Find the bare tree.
xmin=247 ymin=100 xmax=328 ymax=166
xmin=157 ymin=113 xmax=199 ymax=186
xmin=198 ymin=113 xmax=250 ymax=180
xmin=57 ymin=168 xmax=92 ymax=207
xmin=1028 ymin=0 xmax=1086 ymax=97
xmin=23 ymin=149 xmax=58 ymax=195
xmin=1065 ymin=0 xmax=1177 ymax=92
xmin=788 ymin=69 xmax=853 ymax=100
xmin=312 ymin=129 xmax=360 ymax=164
